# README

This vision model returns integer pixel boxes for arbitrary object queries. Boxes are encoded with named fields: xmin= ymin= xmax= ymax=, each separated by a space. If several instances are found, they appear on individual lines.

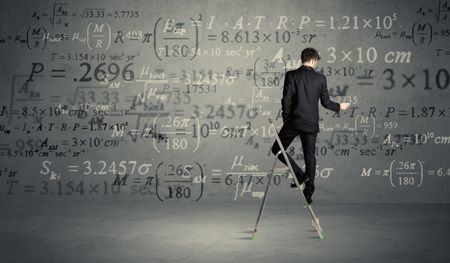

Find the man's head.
xmin=301 ymin=47 xmax=321 ymax=67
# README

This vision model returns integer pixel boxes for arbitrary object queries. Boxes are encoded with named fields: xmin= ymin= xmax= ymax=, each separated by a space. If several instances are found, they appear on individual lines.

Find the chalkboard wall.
xmin=1 ymin=0 xmax=449 ymax=204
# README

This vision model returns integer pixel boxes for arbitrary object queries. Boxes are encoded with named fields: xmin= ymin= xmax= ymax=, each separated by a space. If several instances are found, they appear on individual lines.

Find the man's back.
xmin=281 ymin=65 xmax=340 ymax=133
xmin=274 ymin=47 xmax=350 ymax=205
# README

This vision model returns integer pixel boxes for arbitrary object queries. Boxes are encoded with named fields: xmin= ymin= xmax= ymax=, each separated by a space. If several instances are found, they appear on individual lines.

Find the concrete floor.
xmin=1 ymin=200 xmax=449 ymax=263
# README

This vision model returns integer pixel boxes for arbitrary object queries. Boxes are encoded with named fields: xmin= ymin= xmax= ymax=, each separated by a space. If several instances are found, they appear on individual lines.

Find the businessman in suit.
xmin=271 ymin=47 xmax=350 ymax=205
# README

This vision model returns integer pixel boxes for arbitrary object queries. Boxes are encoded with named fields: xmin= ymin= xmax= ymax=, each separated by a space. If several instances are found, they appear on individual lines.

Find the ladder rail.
xmin=251 ymin=118 xmax=323 ymax=239
xmin=253 ymin=151 xmax=280 ymax=233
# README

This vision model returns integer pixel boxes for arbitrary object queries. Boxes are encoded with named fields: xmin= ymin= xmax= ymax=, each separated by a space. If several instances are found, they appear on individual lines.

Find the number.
xmin=225 ymin=174 xmax=233 ymax=185
xmin=383 ymin=121 xmax=398 ymax=129
xmin=103 ymin=181 xmax=108 ymax=194
xmin=75 ymin=181 xmax=86 ymax=194
xmin=22 ymin=106 xmax=28 ymax=117
xmin=273 ymin=174 xmax=281 ymax=185
xmin=275 ymin=31 xmax=290 ymax=42
xmin=168 ymin=186 xmax=191 ymax=198
xmin=206 ymin=105 xmax=214 ymax=118
xmin=78 ymin=63 xmax=133 ymax=82
xmin=423 ymin=69 xmax=449 ymax=90
xmin=247 ymin=107 xmax=258 ymax=119
xmin=87 ymin=91 xmax=95 ymax=103
xmin=262 ymin=77 xmax=280 ymax=86
xmin=122 ymin=63 xmax=134 ymax=81
xmin=423 ymin=69 xmax=431 ymax=90
xmin=216 ymin=105 xmax=225 ymax=118
xmin=66 ymin=181 xmax=74 ymax=195
xmin=335 ymin=134 xmax=341 ymax=145
xmin=15 ymin=139 xmax=24 ymax=152
xmin=383 ymin=68 xmax=395 ymax=89
xmin=101 ymin=91 xmax=109 ymax=104
xmin=353 ymin=16 xmax=359 ymax=29
xmin=342 ymin=16 xmax=350 ymax=29
xmin=78 ymin=91 xmax=85 ymax=103
xmin=57 ymin=181 xmax=62 ymax=195
xmin=383 ymin=16 xmax=393 ymax=29
xmin=95 ymin=63 xmax=107 ymax=81
xmin=367 ymin=47 xmax=377 ymax=63
xmin=193 ymin=105 xmax=200 ymax=117
xmin=112 ymin=91 xmax=119 ymax=104
xmin=83 ymin=161 xmax=92 ymax=175
xmin=398 ymin=176 xmax=414 ymax=186
xmin=357 ymin=47 xmax=377 ymax=63
xmin=98 ymin=161 xmax=107 ymax=174
xmin=320 ymin=146 xmax=327 ymax=155
xmin=118 ymin=161 xmax=126 ymax=174
xmin=201 ymin=123 xmax=210 ymax=137
xmin=252 ymin=31 xmax=260 ymax=43
xmin=40 ymin=181 xmax=48 ymax=195
xmin=221 ymin=31 xmax=229 ymax=43
xmin=327 ymin=47 xmax=336 ymax=63
xmin=111 ymin=183 xmax=120 ymax=194
xmin=183 ymin=71 xmax=191 ymax=85
xmin=375 ymin=16 xmax=381 ymax=29
xmin=237 ymin=105 xmax=245 ymax=118
xmin=129 ymin=161 xmax=137 ymax=174
xmin=342 ymin=134 xmax=349 ymax=145
xmin=235 ymin=31 xmax=243 ymax=43
xmin=176 ymin=45 xmax=189 ymax=57
xmin=343 ymin=67 xmax=355 ymax=76
xmin=427 ymin=106 xmax=435 ymax=117
xmin=90 ymin=137 xmax=100 ymax=147
xmin=375 ymin=16 xmax=394 ymax=29
xmin=79 ymin=63 xmax=92 ymax=81
xmin=176 ymin=165 xmax=184 ymax=176
xmin=108 ymin=162 xmax=117 ymax=174
xmin=227 ymin=105 xmax=235 ymax=119
xmin=108 ymin=63 xmax=120 ymax=81
xmin=166 ymin=138 xmax=187 ymax=150
xmin=436 ymin=69 xmax=449 ymax=89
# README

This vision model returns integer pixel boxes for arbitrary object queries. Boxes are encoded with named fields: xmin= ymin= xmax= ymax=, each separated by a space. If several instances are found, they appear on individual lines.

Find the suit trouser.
xmin=271 ymin=121 xmax=318 ymax=196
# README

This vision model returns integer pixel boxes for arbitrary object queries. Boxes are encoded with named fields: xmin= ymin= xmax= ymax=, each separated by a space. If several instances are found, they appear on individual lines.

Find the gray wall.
xmin=0 ymin=0 xmax=449 ymax=204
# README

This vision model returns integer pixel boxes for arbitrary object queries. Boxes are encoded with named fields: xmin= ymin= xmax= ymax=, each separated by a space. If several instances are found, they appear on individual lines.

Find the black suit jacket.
xmin=281 ymin=65 xmax=340 ymax=133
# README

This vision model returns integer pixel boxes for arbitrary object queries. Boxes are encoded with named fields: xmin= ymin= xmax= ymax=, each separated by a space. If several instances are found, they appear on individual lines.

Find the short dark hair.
xmin=301 ymin=47 xmax=321 ymax=63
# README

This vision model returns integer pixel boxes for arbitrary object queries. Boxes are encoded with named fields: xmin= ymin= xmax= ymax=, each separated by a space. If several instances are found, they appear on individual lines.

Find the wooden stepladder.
xmin=252 ymin=118 xmax=324 ymax=239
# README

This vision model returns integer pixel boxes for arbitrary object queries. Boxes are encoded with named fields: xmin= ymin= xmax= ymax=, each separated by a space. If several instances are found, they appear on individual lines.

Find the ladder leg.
xmin=309 ymin=205 xmax=323 ymax=233
xmin=268 ymin=118 xmax=324 ymax=239
xmin=252 ymin=152 xmax=280 ymax=238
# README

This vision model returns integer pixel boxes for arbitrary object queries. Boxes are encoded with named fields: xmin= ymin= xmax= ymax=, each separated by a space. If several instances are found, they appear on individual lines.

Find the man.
xmin=271 ymin=47 xmax=350 ymax=205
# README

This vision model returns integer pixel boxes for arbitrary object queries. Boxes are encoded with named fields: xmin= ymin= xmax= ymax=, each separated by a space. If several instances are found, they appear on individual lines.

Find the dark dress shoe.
xmin=304 ymin=194 xmax=313 ymax=205
xmin=303 ymin=187 xmax=313 ymax=205
xmin=290 ymin=183 xmax=313 ymax=205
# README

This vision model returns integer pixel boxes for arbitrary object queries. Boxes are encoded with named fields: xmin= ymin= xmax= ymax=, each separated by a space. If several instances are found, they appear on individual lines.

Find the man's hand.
xmin=340 ymin=103 xmax=350 ymax=110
